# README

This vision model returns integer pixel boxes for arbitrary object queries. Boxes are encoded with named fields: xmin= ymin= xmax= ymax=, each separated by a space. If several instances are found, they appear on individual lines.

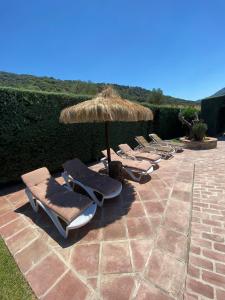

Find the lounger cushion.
xmin=134 ymin=152 xmax=161 ymax=161
xmin=102 ymin=149 xmax=152 ymax=172
xmin=63 ymin=158 xmax=121 ymax=197
xmin=22 ymin=168 xmax=93 ymax=223
xmin=149 ymin=144 xmax=173 ymax=152
xmin=22 ymin=167 xmax=51 ymax=188
xmin=38 ymin=190 xmax=92 ymax=223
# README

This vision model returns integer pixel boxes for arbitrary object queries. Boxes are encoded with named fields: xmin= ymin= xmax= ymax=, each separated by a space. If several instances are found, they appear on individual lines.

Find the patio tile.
xmin=126 ymin=202 xmax=146 ymax=218
xmin=102 ymin=219 xmax=127 ymax=241
xmin=15 ymin=238 xmax=50 ymax=273
xmin=0 ymin=210 xmax=20 ymax=227
xmin=6 ymin=226 xmax=38 ymax=255
xmin=171 ymin=190 xmax=191 ymax=202
xmin=77 ymin=221 xmax=102 ymax=243
xmin=173 ymin=181 xmax=192 ymax=193
xmin=155 ymin=188 xmax=171 ymax=200
xmin=42 ymin=270 xmax=91 ymax=300
xmin=54 ymin=247 xmax=71 ymax=263
xmin=100 ymin=274 xmax=136 ymax=300
xmin=0 ymin=217 xmax=28 ymax=239
xmin=26 ymin=253 xmax=66 ymax=297
xmin=145 ymin=248 xmax=186 ymax=296
xmin=150 ymin=179 xmax=167 ymax=190
xmin=150 ymin=216 xmax=163 ymax=231
xmin=101 ymin=241 xmax=132 ymax=274
xmin=0 ymin=198 xmax=12 ymax=216
xmin=86 ymin=277 xmax=98 ymax=290
xmin=143 ymin=200 xmax=166 ymax=216
xmin=71 ymin=243 xmax=100 ymax=276
xmin=163 ymin=199 xmax=190 ymax=234
xmin=138 ymin=188 xmax=159 ymax=201
xmin=7 ymin=189 xmax=27 ymax=205
xmin=130 ymin=239 xmax=153 ymax=271
xmin=157 ymin=227 xmax=187 ymax=260
xmin=127 ymin=217 xmax=153 ymax=239
xmin=135 ymin=282 xmax=173 ymax=300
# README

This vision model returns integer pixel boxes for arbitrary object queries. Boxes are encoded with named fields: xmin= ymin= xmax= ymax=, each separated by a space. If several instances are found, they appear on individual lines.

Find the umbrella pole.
xmin=105 ymin=121 xmax=111 ymax=164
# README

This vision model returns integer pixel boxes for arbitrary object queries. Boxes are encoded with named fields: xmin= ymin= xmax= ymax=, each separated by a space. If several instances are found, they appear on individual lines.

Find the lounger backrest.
xmin=119 ymin=144 xmax=132 ymax=154
xmin=63 ymin=158 xmax=94 ymax=178
xmin=149 ymin=133 xmax=162 ymax=143
xmin=135 ymin=136 xmax=149 ymax=147
xmin=101 ymin=148 xmax=118 ymax=158
xmin=21 ymin=167 xmax=51 ymax=188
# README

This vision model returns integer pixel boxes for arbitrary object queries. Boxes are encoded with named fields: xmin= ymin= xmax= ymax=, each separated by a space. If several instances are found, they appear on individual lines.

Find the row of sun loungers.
xmin=21 ymin=133 xmax=183 ymax=238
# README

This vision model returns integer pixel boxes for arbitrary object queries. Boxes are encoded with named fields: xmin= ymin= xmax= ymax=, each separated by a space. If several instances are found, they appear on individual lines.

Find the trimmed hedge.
xmin=201 ymin=96 xmax=225 ymax=136
xmin=0 ymin=87 xmax=185 ymax=183
xmin=142 ymin=103 xmax=186 ymax=139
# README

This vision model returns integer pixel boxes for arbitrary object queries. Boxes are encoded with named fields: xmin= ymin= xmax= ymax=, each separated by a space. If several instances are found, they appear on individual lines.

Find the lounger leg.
xmin=25 ymin=188 xmax=39 ymax=212
xmin=37 ymin=201 xmax=69 ymax=238
xmin=61 ymin=172 xmax=73 ymax=191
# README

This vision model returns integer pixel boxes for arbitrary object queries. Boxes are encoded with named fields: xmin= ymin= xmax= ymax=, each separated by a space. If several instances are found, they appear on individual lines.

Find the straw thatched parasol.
xmin=60 ymin=87 xmax=153 ymax=164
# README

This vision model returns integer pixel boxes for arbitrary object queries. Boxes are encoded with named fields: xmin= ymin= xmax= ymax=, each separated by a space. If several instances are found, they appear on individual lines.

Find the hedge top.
xmin=60 ymin=87 xmax=153 ymax=123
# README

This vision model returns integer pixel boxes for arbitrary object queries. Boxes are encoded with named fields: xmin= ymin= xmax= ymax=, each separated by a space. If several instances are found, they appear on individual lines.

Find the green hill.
xmin=0 ymin=71 xmax=194 ymax=105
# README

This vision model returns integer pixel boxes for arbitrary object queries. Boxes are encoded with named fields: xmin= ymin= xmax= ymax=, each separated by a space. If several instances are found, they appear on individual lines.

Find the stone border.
xmin=180 ymin=137 xmax=217 ymax=150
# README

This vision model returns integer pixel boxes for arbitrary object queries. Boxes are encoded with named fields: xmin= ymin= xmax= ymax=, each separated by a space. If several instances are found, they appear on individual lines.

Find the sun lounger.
xmin=62 ymin=158 xmax=122 ymax=207
xmin=149 ymin=133 xmax=183 ymax=152
xmin=118 ymin=143 xmax=161 ymax=164
xmin=21 ymin=167 xmax=97 ymax=238
xmin=135 ymin=136 xmax=175 ymax=159
xmin=101 ymin=148 xmax=154 ymax=181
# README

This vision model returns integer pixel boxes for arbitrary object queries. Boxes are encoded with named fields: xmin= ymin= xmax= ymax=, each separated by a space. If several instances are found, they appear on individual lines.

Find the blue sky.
xmin=1 ymin=0 xmax=225 ymax=100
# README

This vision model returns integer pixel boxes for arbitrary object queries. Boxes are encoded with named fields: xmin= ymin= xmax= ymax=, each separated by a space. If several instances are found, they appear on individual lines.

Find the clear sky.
xmin=1 ymin=0 xmax=225 ymax=100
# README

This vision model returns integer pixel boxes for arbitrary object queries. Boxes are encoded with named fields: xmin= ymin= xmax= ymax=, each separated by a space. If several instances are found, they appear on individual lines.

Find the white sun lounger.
xmin=21 ymin=167 xmax=97 ymax=238
xmin=149 ymin=133 xmax=183 ymax=152
xmin=118 ymin=143 xmax=161 ymax=164
xmin=101 ymin=148 xmax=154 ymax=181
xmin=62 ymin=158 xmax=122 ymax=207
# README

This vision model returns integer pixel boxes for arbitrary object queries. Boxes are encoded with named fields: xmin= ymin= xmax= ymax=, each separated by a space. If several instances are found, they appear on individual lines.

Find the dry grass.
xmin=60 ymin=87 xmax=153 ymax=123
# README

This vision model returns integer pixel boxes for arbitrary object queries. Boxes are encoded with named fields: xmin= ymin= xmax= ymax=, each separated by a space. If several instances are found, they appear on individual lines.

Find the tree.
xmin=147 ymin=88 xmax=164 ymax=104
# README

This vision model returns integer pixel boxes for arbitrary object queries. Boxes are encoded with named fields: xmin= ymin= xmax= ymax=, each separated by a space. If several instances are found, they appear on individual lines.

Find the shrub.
xmin=180 ymin=107 xmax=199 ymax=122
xmin=192 ymin=122 xmax=208 ymax=141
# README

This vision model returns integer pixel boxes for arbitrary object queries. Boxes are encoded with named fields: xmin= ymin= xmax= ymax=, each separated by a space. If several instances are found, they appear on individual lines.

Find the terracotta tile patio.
xmin=1 ymin=141 xmax=225 ymax=299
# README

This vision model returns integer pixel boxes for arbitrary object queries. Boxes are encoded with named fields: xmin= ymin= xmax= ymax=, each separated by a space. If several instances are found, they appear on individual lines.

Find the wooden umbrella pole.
xmin=105 ymin=121 xmax=111 ymax=164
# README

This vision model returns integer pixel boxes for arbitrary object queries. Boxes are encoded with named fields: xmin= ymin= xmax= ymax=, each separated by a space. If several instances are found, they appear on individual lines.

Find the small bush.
xmin=180 ymin=107 xmax=199 ymax=122
xmin=192 ymin=122 xmax=208 ymax=141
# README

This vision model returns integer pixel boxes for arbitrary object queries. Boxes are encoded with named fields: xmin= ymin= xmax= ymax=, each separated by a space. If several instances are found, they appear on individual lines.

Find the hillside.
xmin=210 ymin=87 xmax=225 ymax=98
xmin=0 ymin=71 xmax=194 ymax=105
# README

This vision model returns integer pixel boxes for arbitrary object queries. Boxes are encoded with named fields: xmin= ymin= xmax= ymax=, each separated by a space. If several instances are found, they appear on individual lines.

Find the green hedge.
xmin=0 ymin=87 xmax=185 ymax=183
xmin=201 ymin=96 xmax=225 ymax=136
xmin=142 ymin=103 xmax=186 ymax=139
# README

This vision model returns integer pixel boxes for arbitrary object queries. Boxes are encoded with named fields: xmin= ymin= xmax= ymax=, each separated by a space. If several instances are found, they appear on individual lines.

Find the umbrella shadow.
xmin=16 ymin=179 xmax=138 ymax=248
